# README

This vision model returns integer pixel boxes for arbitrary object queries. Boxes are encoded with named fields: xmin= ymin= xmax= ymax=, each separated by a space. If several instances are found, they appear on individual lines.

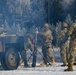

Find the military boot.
xmin=61 ymin=63 xmax=67 ymax=66
xmin=64 ymin=65 xmax=73 ymax=71
xmin=73 ymin=62 xmax=76 ymax=65
xmin=61 ymin=60 xmax=67 ymax=66
xmin=24 ymin=63 xmax=29 ymax=67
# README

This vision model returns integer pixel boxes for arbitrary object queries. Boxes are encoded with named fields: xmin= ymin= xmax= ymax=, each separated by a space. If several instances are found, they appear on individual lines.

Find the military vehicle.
xmin=0 ymin=34 xmax=24 ymax=70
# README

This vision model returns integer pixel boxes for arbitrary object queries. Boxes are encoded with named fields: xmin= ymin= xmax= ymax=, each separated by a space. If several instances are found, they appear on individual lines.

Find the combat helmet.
xmin=63 ymin=22 xmax=68 ymax=27
xmin=44 ymin=23 xmax=49 ymax=29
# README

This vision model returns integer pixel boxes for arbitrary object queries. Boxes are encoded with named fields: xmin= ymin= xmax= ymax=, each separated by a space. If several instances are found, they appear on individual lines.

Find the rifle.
xmin=60 ymin=36 xmax=69 ymax=46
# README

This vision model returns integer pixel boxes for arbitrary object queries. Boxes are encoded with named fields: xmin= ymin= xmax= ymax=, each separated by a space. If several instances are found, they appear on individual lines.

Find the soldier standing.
xmin=64 ymin=21 xmax=76 ymax=71
xmin=38 ymin=23 xmax=56 ymax=67
xmin=59 ymin=22 xmax=70 ymax=66
xmin=20 ymin=33 xmax=34 ymax=67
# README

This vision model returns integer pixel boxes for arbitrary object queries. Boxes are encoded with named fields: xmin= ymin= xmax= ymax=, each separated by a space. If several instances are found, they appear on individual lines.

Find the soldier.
xmin=20 ymin=33 xmax=34 ymax=67
xmin=59 ymin=22 xmax=70 ymax=66
xmin=38 ymin=23 xmax=56 ymax=67
xmin=64 ymin=21 xmax=76 ymax=71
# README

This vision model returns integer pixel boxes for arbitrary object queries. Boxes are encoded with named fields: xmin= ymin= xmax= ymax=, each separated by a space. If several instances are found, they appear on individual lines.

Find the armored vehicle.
xmin=0 ymin=34 xmax=24 ymax=70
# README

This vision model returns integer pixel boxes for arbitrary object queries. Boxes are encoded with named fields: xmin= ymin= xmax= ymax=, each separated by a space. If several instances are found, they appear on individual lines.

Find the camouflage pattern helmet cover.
xmin=63 ymin=22 xmax=68 ymax=27
xmin=44 ymin=23 xmax=49 ymax=29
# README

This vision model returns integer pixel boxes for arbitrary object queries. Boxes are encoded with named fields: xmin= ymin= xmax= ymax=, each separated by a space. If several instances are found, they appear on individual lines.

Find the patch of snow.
xmin=0 ymin=63 xmax=76 ymax=75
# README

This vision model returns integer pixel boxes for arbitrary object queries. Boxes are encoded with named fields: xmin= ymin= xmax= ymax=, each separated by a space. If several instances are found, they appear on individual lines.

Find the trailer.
xmin=0 ymin=34 xmax=25 ymax=70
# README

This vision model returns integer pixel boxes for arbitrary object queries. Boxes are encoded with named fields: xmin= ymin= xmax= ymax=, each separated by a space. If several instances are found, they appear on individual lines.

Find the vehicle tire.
xmin=1 ymin=48 xmax=20 ymax=70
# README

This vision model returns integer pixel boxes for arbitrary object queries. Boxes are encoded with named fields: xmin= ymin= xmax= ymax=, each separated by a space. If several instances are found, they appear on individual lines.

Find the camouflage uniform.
xmin=65 ymin=22 xmax=76 ymax=71
xmin=21 ymin=33 xmax=34 ymax=67
xmin=39 ymin=23 xmax=55 ymax=66
xmin=24 ymin=34 xmax=34 ymax=51
xmin=59 ymin=22 xmax=70 ymax=66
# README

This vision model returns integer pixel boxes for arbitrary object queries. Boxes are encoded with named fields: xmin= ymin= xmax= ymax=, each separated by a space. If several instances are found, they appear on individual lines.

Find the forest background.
xmin=0 ymin=0 xmax=76 ymax=46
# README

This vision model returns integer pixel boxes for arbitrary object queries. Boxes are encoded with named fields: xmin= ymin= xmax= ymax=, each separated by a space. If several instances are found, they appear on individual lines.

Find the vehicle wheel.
xmin=1 ymin=48 xmax=20 ymax=70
